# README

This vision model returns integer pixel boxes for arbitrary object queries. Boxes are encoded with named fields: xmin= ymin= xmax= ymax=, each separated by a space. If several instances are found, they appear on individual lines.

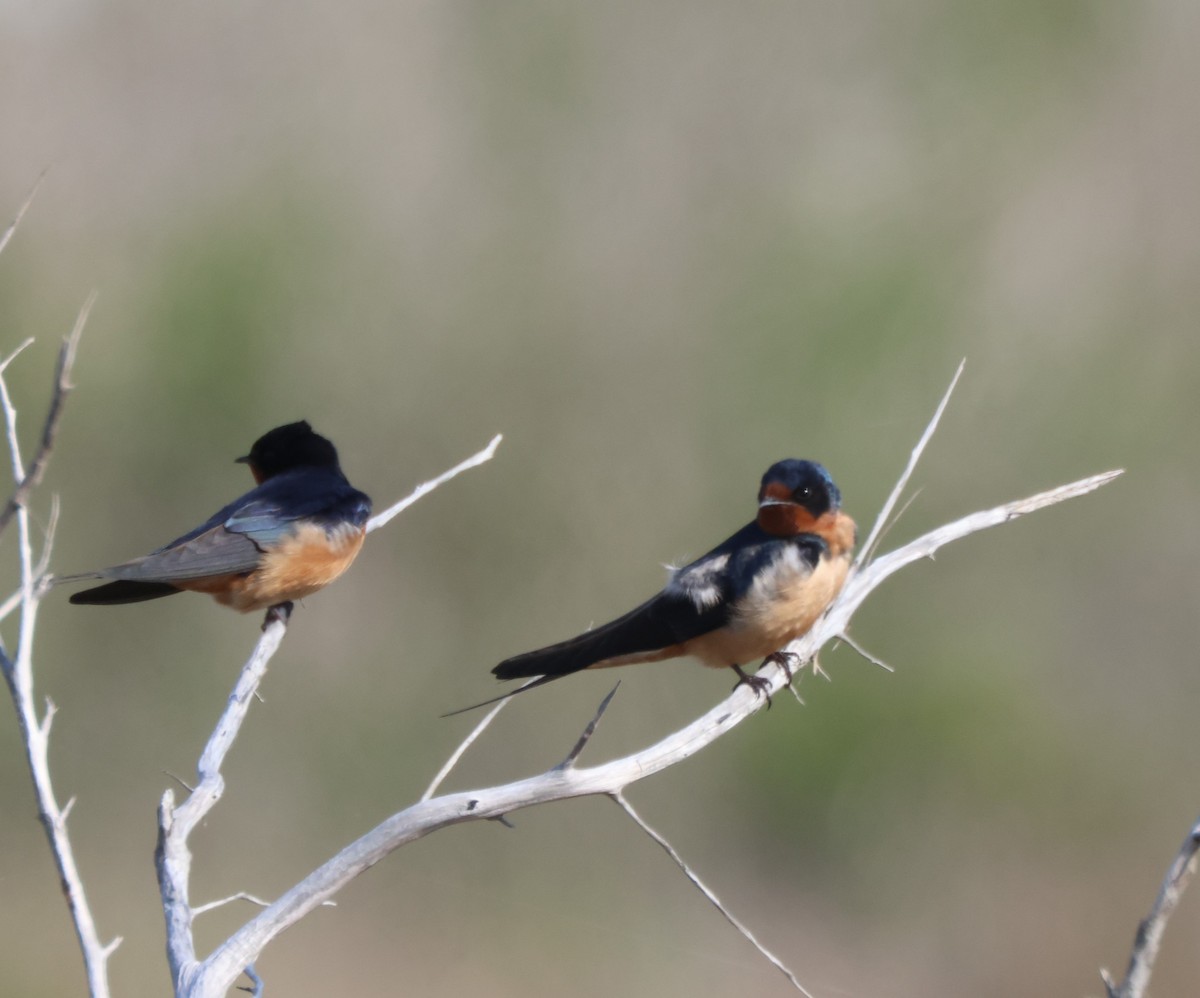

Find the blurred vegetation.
xmin=2 ymin=0 xmax=1199 ymax=995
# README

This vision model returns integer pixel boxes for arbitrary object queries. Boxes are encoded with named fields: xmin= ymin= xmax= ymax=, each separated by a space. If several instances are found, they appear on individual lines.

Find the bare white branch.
xmin=162 ymin=437 xmax=504 ymax=995
xmin=170 ymin=374 xmax=1121 ymax=997
xmin=855 ymin=358 xmax=964 ymax=569
xmin=1102 ymin=815 xmax=1200 ymax=998
xmin=0 ymin=197 xmax=1154 ymax=998
xmin=612 ymin=791 xmax=814 ymax=996
xmin=0 ymin=306 xmax=116 ymax=996
xmin=365 ymin=433 xmax=503 ymax=533
xmin=421 ymin=698 xmax=511 ymax=802
xmin=157 ymin=617 xmax=291 ymax=988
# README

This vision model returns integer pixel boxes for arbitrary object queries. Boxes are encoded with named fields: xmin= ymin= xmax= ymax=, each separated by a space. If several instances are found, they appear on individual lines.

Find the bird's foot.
xmin=763 ymin=650 xmax=801 ymax=684
xmin=731 ymin=664 xmax=773 ymax=708
xmin=262 ymin=601 xmax=294 ymax=631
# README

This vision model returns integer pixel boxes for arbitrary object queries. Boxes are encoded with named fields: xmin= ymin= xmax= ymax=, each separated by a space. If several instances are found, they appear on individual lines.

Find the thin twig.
xmin=0 ymin=338 xmax=35 ymax=378
xmin=0 ymin=342 xmax=34 ymax=482
xmin=34 ymin=494 xmax=61 ymax=580
xmin=366 ymin=433 xmax=502 ymax=533
xmin=611 ymin=791 xmax=814 ymax=996
xmin=240 ymin=965 xmax=264 ymax=997
xmin=559 ymin=682 xmax=620 ymax=769
xmin=421 ymin=698 xmax=511 ymax=802
xmin=1101 ymin=815 xmax=1200 ymax=998
xmin=0 ymin=172 xmax=44 ymax=258
xmin=193 ymin=893 xmax=272 ymax=917
xmin=854 ymin=358 xmax=964 ymax=570
xmin=0 ymin=588 xmax=22 ymax=624
xmin=868 ymin=486 xmax=923 ymax=558
xmin=0 ymin=295 xmax=92 ymax=534
xmin=837 ymin=631 xmax=893 ymax=673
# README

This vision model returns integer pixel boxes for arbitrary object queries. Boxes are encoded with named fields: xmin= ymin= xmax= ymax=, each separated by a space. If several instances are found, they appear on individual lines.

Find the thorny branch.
xmin=175 ymin=366 xmax=1122 ymax=998
xmin=0 ymin=264 xmax=1143 ymax=998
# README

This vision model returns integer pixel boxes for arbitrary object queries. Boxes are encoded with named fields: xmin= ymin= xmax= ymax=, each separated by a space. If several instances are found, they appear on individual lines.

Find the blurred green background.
xmin=2 ymin=1 xmax=1198 ymax=995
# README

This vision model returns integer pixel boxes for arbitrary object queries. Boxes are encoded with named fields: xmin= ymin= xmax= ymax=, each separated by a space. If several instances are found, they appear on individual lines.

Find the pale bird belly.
xmin=214 ymin=522 xmax=366 ymax=613
xmin=686 ymin=554 xmax=849 ymax=668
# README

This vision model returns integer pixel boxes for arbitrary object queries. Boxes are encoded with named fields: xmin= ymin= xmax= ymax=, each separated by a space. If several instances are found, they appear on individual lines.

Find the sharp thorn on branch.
xmin=839 ymin=632 xmax=894 ymax=673
xmin=560 ymin=682 xmax=621 ymax=769
xmin=162 ymin=771 xmax=195 ymax=794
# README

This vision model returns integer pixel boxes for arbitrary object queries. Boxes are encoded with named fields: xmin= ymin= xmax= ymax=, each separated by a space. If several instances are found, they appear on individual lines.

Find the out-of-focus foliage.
xmin=3 ymin=1 xmax=1199 ymax=995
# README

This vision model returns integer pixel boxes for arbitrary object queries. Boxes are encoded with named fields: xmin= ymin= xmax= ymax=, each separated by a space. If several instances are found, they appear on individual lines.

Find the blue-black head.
xmin=236 ymin=421 xmax=341 ymax=481
xmin=757 ymin=459 xmax=841 ymax=518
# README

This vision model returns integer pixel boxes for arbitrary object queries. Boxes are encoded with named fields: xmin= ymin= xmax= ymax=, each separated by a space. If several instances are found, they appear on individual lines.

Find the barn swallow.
xmin=61 ymin=421 xmax=371 ymax=618
xmin=459 ymin=459 xmax=855 ymax=712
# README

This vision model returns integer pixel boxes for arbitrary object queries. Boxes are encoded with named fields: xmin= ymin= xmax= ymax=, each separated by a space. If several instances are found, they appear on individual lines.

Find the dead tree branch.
xmin=174 ymin=368 xmax=1122 ymax=997
xmin=0 ymin=309 xmax=115 ymax=994
xmin=0 ymin=293 xmax=92 ymax=534
xmin=1101 ymin=815 xmax=1200 ymax=998
xmin=156 ymin=434 xmax=504 ymax=996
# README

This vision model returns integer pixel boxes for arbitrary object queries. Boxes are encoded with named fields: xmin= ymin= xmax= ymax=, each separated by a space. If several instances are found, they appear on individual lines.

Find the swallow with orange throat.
xmin=453 ymin=459 xmax=855 ymax=713
xmin=60 ymin=421 xmax=371 ymax=623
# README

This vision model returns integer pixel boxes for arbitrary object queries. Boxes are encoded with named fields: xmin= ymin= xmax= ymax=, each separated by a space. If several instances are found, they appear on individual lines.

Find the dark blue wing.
xmin=158 ymin=468 xmax=371 ymax=550
xmin=493 ymin=522 xmax=825 ymax=681
xmin=95 ymin=469 xmax=372 ymax=583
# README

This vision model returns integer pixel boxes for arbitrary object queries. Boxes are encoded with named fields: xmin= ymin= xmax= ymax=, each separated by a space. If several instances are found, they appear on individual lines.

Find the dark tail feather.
xmin=492 ymin=610 xmax=662 ymax=681
xmin=458 ymin=592 xmax=710 ymax=716
xmin=493 ymin=639 xmax=597 ymax=681
xmin=491 ymin=589 xmax=716 ymax=682
xmin=444 ymin=627 xmax=627 ymax=717
xmin=68 ymin=580 xmax=182 ymax=605
xmin=441 ymin=674 xmax=561 ymax=718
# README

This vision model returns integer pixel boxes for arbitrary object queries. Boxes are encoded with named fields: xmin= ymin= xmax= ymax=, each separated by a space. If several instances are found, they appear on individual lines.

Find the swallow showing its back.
xmin=491 ymin=459 xmax=855 ymax=701
xmin=63 ymin=421 xmax=371 ymax=615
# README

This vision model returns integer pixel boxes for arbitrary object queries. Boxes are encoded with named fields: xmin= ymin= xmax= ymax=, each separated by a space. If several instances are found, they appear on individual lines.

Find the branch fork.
xmin=0 ymin=208 xmax=1139 ymax=998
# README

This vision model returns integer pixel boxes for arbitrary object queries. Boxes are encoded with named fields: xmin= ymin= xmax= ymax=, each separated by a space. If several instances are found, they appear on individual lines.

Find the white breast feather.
xmin=745 ymin=545 xmax=810 ymax=605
